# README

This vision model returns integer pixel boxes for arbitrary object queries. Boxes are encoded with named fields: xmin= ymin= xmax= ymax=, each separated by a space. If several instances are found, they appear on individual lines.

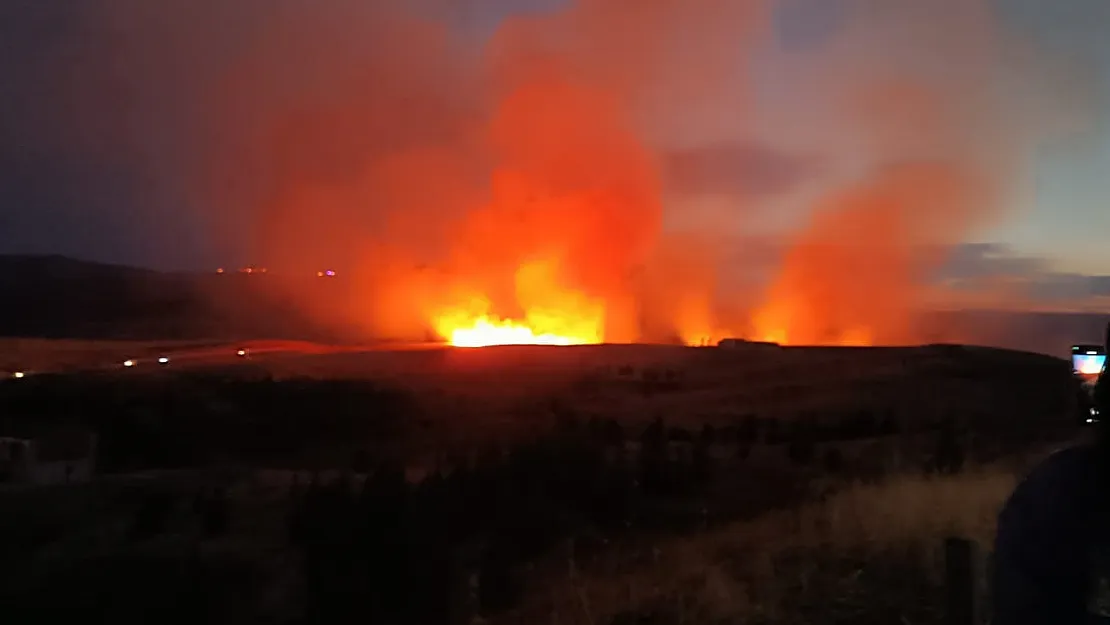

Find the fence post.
xmin=945 ymin=536 xmax=978 ymax=625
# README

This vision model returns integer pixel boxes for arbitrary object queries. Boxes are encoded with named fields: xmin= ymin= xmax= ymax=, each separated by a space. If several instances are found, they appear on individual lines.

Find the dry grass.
xmin=2 ymin=339 xmax=1070 ymax=439
xmin=517 ymin=467 xmax=1019 ymax=625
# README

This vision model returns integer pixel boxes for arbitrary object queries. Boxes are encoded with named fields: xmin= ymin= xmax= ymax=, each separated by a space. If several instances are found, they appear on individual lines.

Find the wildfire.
xmin=752 ymin=301 xmax=873 ymax=347
xmin=750 ymin=323 xmax=873 ymax=347
xmin=445 ymin=316 xmax=594 ymax=347
xmin=431 ymin=260 xmax=606 ymax=348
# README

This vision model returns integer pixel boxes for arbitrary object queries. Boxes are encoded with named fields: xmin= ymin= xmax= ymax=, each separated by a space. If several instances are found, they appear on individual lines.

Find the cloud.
xmin=934 ymin=242 xmax=1110 ymax=310
xmin=936 ymin=243 xmax=1047 ymax=282
xmin=1028 ymin=273 xmax=1110 ymax=302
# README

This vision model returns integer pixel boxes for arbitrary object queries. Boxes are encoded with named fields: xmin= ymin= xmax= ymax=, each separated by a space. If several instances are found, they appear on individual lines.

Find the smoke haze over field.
xmin=0 ymin=0 xmax=1101 ymax=345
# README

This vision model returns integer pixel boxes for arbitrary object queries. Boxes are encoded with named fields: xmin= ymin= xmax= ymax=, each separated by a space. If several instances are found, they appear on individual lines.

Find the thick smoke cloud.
xmin=1 ymin=0 xmax=1098 ymax=344
xmin=744 ymin=0 xmax=1095 ymax=344
xmin=195 ymin=0 xmax=769 ymax=342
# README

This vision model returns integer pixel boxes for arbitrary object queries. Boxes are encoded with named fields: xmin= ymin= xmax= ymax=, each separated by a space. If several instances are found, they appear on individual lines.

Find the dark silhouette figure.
xmin=993 ymin=321 xmax=1110 ymax=624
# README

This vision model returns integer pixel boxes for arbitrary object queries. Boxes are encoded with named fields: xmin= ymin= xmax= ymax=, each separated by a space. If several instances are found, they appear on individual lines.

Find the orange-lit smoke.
xmin=753 ymin=163 xmax=992 ymax=345
xmin=203 ymin=0 xmax=766 ymax=346
xmin=191 ymin=0 xmax=1079 ymax=347
xmin=748 ymin=0 xmax=1044 ymax=346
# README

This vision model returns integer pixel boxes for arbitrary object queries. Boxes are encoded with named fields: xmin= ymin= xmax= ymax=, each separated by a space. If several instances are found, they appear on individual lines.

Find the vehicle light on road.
xmin=237 ymin=349 xmax=248 ymax=357
xmin=123 ymin=359 xmax=135 ymax=367
xmin=12 ymin=371 xmax=25 ymax=379
xmin=158 ymin=357 xmax=170 ymax=364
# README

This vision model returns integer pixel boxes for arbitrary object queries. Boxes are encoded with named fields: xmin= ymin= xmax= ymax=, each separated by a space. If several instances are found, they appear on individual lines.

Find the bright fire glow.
xmin=432 ymin=261 xmax=605 ymax=348
xmin=751 ymin=325 xmax=873 ymax=347
xmin=446 ymin=316 xmax=595 ymax=347
xmin=750 ymin=292 xmax=875 ymax=347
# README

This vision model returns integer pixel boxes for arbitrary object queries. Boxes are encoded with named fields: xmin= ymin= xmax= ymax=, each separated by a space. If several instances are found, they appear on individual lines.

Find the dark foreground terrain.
xmin=0 ymin=340 xmax=1087 ymax=624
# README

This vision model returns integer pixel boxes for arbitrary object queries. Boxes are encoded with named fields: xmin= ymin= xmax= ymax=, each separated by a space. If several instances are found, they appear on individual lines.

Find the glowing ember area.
xmin=752 ymin=305 xmax=874 ymax=347
xmin=751 ymin=324 xmax=873 ymax=347
xmin=432 ymin=261 xmax=606 ymax=348
xmin=681 ymin=330 xmax=734 ymax=347
xmin=838 ymin=328 xmax=873 ymax=347
xmin=444 ymin=316 xmax=596 ymax=347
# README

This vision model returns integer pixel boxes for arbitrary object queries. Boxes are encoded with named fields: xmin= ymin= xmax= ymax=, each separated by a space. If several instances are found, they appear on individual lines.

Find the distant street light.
xmin=12 ymin=371 xmax=24 ymax=379
xmin=123 ymin=359 xmax=135 ymax=367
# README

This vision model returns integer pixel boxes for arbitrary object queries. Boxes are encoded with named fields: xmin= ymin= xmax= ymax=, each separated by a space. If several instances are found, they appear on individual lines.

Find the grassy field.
xmin=235 ymin=342 xmax=1076 ymax=446
xmin=516 ymin=465 xmax=1023 ymax=625
xmin=0 ymin=443 xmax=1070 ymax=625
xmin=0 ymin=338 xmax=1085 ymax=624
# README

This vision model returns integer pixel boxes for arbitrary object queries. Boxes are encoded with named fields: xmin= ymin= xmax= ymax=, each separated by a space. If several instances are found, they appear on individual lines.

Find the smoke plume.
xmin=205 ymin=0 xmax=1093 ymax=344
xmin=201 ymin=0 xmax=769 ymax=343
xmin=12 ymin=0 xmax=1096 ymax=345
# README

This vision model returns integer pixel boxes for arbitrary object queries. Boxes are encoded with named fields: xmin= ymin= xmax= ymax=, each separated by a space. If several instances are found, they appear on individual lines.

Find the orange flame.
xmin=752 ymin=296 xmax=873 ymax=347
xmin=432 ymin=260 xmax=606 ymax=347
xmin=443 ymin=316 xmax=594 ymax=347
